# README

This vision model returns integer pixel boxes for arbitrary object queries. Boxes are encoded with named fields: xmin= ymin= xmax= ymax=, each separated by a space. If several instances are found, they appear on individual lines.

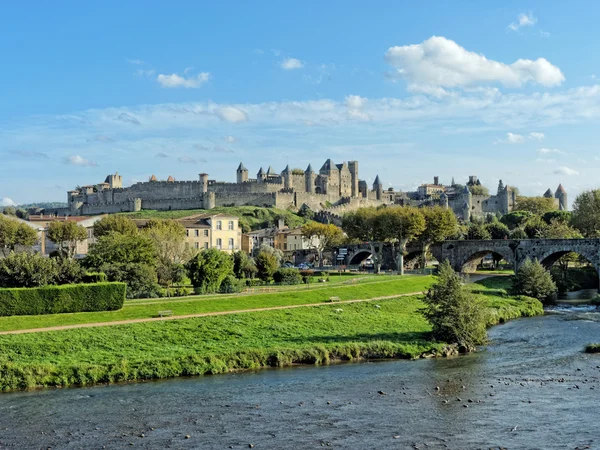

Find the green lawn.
xmin=0 ymin=276 xmax=542 ymax=391
xmin=0 ymin=276 xmax=435 ymax=332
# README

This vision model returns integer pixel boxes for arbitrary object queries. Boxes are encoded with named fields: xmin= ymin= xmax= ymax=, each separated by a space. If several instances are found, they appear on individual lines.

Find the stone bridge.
xmin=339 ymin=239 xmax=600 ymax=286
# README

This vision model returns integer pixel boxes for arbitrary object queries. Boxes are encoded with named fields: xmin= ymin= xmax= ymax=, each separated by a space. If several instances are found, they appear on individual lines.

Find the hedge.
xmin=0 ymin=282 xmax=126 ymax=317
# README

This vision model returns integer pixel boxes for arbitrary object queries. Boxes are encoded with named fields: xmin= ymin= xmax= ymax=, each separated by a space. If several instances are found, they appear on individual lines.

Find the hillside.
xmin=120 ymin=206 xmax=311 ymax=232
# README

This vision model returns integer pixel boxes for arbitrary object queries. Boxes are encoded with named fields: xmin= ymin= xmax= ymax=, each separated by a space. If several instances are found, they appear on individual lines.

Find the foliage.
xmin=233 ymin=251 xmax=251 ymax=278
xmin=538 ymin=219 xmax=582 ymax=239
xmin=256 ymin=244 xmax=283 ymax=263
xmin=0 ymin=252 xmax=59 ymax=288
xmin=468 ymin=185 xmax=489 ymax=196
xmin=485 ymin=221 xmax=510 ymax=239
xmin=82 ymin=272 xmax=107 ymax=283
xmin=419 ymin=207 xmax=458 ymax=246
xmin=299 ymin=269 xmax=314 ymax=284
xmin=0 ymin=215 xmax=37 ymax=256
xmin=46 ymin=221 xmax=88 ymax=257
xmin=273 ymin=268 xmax=302 ymax=285
xmin=585 ymin=344 xmax=600 ymax=353
xmin=301 ymin=222 xmax=344 ymax=267
xmin=571 ymin=189 xmax=600 ymax=237
xmin=93 ymin=215 xmax=139 ymax=237
xmin=511 ymin=259 xmax=557 ymax=302
xmin=500 ymin=210 xmax=533 ymax=230
xmin=467 ymin=223 xmax=491 ymax=240
xmin=382 ymin=206 xmax=426 ymax=275
xmin=103 ymin=263 xmax=159 ymax=299
xmin=510 ymin=227 xmax=528 ymax=239
xmin=515 ymin=196 xmax=558 ymax=215
xmin=523 ymin=215 xmax=548 ymax=238
xmin=156 ymin=262 xmax=187 ymax=289
xmin=550 ymin=266 xmax=598 ymax=294
xmin=542 ymin=210 xmax=572 ymax=225
xmin=219 ymin=275 xmax=245 ymax=293
xmin=420 ymin=261 xmax=488 ymax=351
xmin=53 ymin=256 xmax=85 ymax=285
xmin=0 ymin=282 xmax=125 ymax=317
xmin=255 ymin=250 xmax=280 ymax=282
xmin=185 ymin=248 xmax=234 ymax=294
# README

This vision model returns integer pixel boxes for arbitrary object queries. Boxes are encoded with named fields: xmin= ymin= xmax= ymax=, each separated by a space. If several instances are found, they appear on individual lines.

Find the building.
xmin=178 ymin=213 xmax=242 ymax=254
xmin=274 ymin=227 xmax=320 ymax=253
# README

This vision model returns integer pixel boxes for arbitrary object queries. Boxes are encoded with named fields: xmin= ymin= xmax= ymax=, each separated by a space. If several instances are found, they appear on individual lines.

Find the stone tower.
xmin=439 ymin=191 xmax=449 ymax=209
xmin=305 ymin=164 xmax=315 ymax=193
xmin=237 ymin=162 xmax=248 ymax=184
xmin=373 ymin=175 xmax=383 ymax=201
xmin=497 ymin=180 xmax=504 ymax=195
xmin=555 ymin=184 xmax=567 ymax=211
xmin=199 ymin=173 xmax=209 ymax=193
xmin=462 ymin=185 xmax=472 ymax=221
xmin=543 ymin=188 xmax=553 ymax=198
xmin=105 ymin=172 xmax=122 ymax=189
xmin=347 ymin=161 xmax=359 ymax=198
xmin=282 ymin=165 xmax=291 ymax=189
xmin=257 ymin=167 xmax=266 ymax=184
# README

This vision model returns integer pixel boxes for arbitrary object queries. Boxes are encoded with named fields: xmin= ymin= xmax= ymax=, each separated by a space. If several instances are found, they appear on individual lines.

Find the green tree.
xmin=500 ymin=211 xmax=533 ymax=230
xmin=510 ymin=227 xmax=528 ymax=239
xmin=515 ymin=196 xmax=558 ymax=215
xmin=538 ymin=219 xmax=582 ymax=239
xmin=382 ymin=206 xmax=426 ymax=275
xmin=485 ymin=221 xmax=510 ymax=240
xmin=420 ymin=261 xmax=488 ymax=351
xmin=469 ymin=185 xmax=489 ymax=196
xmin=185 ymin=248 xmax=234 ymax=294
xmin=301 ymin=222 xmax=344 ymax=267
xmin=93 ymin=215 xmax=139 ymax=237
xmin=47 ymin=221 xmax=87 ymax=257
xmin=571 ymin=189 xmax=600 ymax=237
xmin=233 ymin=250 xmax=251 ymax=279
xmin=418 ymin=207 xmax=458 ymax=268
xmin=511 ymin=259 xmax=557 ymax=302
xmin=342 ymin=207 xmax=386 ymax=273
xmin=0 ymin=252 xmax=59 ymax=288
xmin=53 ymin=256 xmax=85 ymax=285
xmin=523 ymin=216 xmax=548 ymax=238
xmin=467 ymin=223 xmax=491 ymax=240
xmin=542 ymin=210 xmax=572 ymax=225
xmin=0 ymin=215 xmax=38 ymax=256
xmin=255 ymin=249 xmax=280 ymax=283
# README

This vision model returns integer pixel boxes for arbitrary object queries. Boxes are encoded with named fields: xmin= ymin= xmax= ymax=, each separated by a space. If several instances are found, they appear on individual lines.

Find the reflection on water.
xmin=557 ymin=288 xmax=598 ymax=301
xmin=0 ymin=307 xmax=598 ymax=449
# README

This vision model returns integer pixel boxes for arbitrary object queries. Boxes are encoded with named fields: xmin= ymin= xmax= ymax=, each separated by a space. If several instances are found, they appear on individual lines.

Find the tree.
xmin=515 ymin=196 xmax=557 ymax=215
xmin=420 ymin=261 xmax=487 ymax=351
xmin=233 ymin=251 xmax=251 ymax=279
xmin=47 ymin=221 xmax=87 ymax=257
xmin=523 ymin=216 xmax=548 ymax=238
xmin=466 ymin=223 xmax=491 ymax=240
xmin=485 ymin=222 xmax=510 ymax=240
xmin=571 ymin=189 xmax=600 ymax=237
xmin=255 ymin=250 xmax=280 ymax=283
xmin=0 ymin=215 xmax=37 ymax=256
xmin=469 ymin=185 xmax=489 ymax=196
xmin=301 ymin=222 xmax=344 ymax=267
xmin=418 ymin=207 xmax=458 ymax=268
xmin=185 ymin=248 xmax=234 ymax=294
xmin=538 ymin=219 xmax=582 ymax=239
xmin=511 ymin=259 xmax=557 ymax=302
xmin=500 ymin=211 xmax=533 ymax=230
xmin=0 ymin=252 xmax=59 ymax=288
xmin=343 ymin=207 xmax=386 ymax=273
xmin=542 ymin=210 xmax=572 ymax=225
xmin=93 ymin=215 xmax=138 ymax=237
xmin=383 ymin=207 xmax=426 ymax=275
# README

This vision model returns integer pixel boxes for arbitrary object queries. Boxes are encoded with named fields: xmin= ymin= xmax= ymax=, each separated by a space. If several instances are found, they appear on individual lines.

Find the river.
xmin=0 ymin=306 xmax=598 ymax=449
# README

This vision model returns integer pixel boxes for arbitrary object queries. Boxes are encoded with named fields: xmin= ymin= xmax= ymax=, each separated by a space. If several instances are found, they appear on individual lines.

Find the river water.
xmin=0 ymin=306 xmax=599 ymax=450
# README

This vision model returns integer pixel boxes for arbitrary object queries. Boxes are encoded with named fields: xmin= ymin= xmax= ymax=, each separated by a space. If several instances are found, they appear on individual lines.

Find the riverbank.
xmin=585 ymin=343 xmax=600 ymax=353
xmin=0 ymin=276 xmax=542 ymax=391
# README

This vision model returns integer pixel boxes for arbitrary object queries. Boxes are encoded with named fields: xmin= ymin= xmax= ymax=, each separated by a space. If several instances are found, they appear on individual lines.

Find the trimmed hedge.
xmin=0 ymin=282 xmax=126 ymax=317
xmin=273 ymin=268 xmax=302 ymax=285
xmin=82 ymin=272 xmax=107 ymax=283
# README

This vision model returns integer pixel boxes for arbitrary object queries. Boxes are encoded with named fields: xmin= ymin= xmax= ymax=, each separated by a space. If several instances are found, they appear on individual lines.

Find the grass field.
xmin=0 ymin=276 xmax=435 ymax=332
xmin=0 ymin=276 xmax=543 ymax=391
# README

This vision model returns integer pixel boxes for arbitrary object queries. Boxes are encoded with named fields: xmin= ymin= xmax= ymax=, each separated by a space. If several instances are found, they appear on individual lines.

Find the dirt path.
xmin=0 ymin=291 xmax=426 ymax=336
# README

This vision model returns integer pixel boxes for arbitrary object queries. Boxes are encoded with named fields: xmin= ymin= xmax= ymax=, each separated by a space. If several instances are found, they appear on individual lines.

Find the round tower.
xmin=555 ymin=184 xmax=567 ymax=211
xmin=440 ymin=191 xmax=449 ymax=209
xmin=305 ymin=164 xmax=315 ymax=193
xmin=373 ymin=175 xmax=383 ymax=201
xmin=463 ymin=185 xmax=472 ymax=217
xmin=282 ymin=165 xmax=291 ymax=189
xmin=257 ymin=167 xmax=266 ymax=184
xmin=199 ymin=173 xmax=209 ymax=193
xmin=236 ymin=162 xmax=248 ymax=184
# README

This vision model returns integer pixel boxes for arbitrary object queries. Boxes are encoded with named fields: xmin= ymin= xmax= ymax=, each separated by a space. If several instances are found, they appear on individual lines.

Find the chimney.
xmin=277 ymin=218 xmax=286 ymax=229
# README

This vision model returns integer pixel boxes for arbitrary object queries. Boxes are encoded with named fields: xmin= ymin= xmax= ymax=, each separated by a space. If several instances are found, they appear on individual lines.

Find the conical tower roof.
xmin=257 ymin=167 xmax=264 ymax=176
xmin=237 ymin=162 xmax=247 ymax=171
xmin=149 ymin=174 xmax=157 ymax=182
xmin=167 ymin=175 xmax=175 ymax=182
xmin=555 ymin=184 xmax=567 ymax=194
xmin=543 ymin=188 xmax=553 ymax=198
xmin=306 ymin=164 xmax=313 ymax=173
xmin=282 ymin=165 xmax=290 ymax=173
xmin=266 ymin=166 xmax=275 ymax=176
xmin=373 ymin=175 xmax=382 ymax=186
xmin=463 ymin=185 xmax=471 ymax=194
xmin=320 ymin=159 xmax=333 ymax=173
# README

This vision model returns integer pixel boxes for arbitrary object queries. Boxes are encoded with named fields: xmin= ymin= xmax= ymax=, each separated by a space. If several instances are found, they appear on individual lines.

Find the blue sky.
xmin=2 ymin=1 xmax=600 ymax=206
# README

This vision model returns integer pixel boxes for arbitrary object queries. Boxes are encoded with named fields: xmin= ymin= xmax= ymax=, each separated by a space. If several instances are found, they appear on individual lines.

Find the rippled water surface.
xmin=0 ymin=307 xmax=599 ymax=449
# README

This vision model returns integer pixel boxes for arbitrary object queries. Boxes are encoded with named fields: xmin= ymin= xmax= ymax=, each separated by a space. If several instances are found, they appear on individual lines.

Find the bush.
xmin=102 ymin=263 xmax=159 ymax=299
xmin=420 ymin=261 xmax=488 ymax=351
xmin=219 ymin=275 xmax=245 ymax=293
xmin=255 ymin=251 xmax=279 ymax=283
xmin=300 ymin=269 xmax=314 ymax=284
xmin=53 ymin=257 xmax=85 ymax=285
xmin=0 ymin=282 xmax=126 ymax=317
xmin=0 ymin=252 xmax=59 ymax=288
xmin=157 ymin=286 xmax=193 ymax=297
xmin=82 ymin=272 xmax=107 ymax=283
xmin=185 ymin=248 xmax=234 ymax=294
xmin=512 ymin=259 xmax=557 ymax=302
xmin=273 ymin=268 xmax=302 ymax=285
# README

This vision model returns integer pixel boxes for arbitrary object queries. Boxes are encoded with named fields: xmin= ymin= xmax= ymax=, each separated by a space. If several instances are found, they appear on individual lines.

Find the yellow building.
xmin=178 ymin=213 xmax=241 ymax=254
xmin=275 ymin=227 xmax=319 ymax=252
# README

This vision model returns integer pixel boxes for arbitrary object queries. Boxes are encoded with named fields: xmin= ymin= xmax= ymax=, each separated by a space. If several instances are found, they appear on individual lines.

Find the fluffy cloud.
xmin=157 ymin=72 xmax=210 ymax=89
xmin=508 ymin=12 xmax=537 ymax=31
xmin=385 ymin=36 xmax=564 ymax=90
xmin=281 ymin=58 xmax=304 ymax=70
xmin=499 ymin=131 xmax=545 ymax=144
xmin=554 ymin=166 xmax=579 ymax=176
xmin=507 ymin=132 xmax=525 ymax=143
xmin=346 ymin=95 xmax=367 ymax=109
xmin=215 ymin=106 xmax=248 ymax=123
xmin=529 ymin=132 xmax=545 ymax=141
xmin=0 ymin=197 xmax=16 ymax=207
xmin=63 ymin=155 xmax=97 ymax=167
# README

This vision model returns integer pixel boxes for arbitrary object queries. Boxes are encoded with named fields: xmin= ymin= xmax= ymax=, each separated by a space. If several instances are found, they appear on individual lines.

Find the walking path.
xmin=0 ymin=291 xmax=426 ymax=336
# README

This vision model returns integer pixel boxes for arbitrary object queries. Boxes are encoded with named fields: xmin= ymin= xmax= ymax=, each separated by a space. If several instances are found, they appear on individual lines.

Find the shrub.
xmin=185 ymin=248 xmax=234 ymax=294
xmin=512 ymin=259 xmax=557 ymax=302
xmin=255 ymin=251 xmax=279 ymax=283
xmin=420 ymin=261 xmax=488 ymax=351
xmin=53 ymin=256 xmax=85 ymax=285
xmin=0 ymin=282 xmax=126 ymax=316
xmin=585 ymin=344 xmax=600 ymax=353
xmin=82 ymin=272 xmax=107 ymax=283
xmin=0 ymin=252 xmax=59 ymax=288
xmin=219 ymin=275 xmax=245 ymax=293
xmin=300 ymin=269 xmax=314 ymax=284
xmin=273 ymin=268 xmax=302 ymax=285
xmin=102 ymin=263 xmax=159 ymax=299
xmin=157 ymin=286 xmax=193 ymax=297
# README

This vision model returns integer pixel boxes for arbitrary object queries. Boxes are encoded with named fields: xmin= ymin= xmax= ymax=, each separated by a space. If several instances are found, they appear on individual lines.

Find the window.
xmin=203 ymin=229 xmax=209 ymax=237
xmin=228 ymin=238 xmax=234 ymax=249
xmin=186 ymin=230 xmax=189 ymax=237
xmin=204 ymin=242 xmax=208 ymax=249
xmin=194 ymin=230 xmax=199 ymax=237
xmin=195 ymin=242 xmax=199 ymax=249
xmin=284 ymin=243 xmax=287 ymax=250
xmin=216 ymin=238 xmax=222 ymax=249
xmin=216 ymin=221 xmax=222 ymax=230
xmin=228 ymin=221 xmax=234 ymax=230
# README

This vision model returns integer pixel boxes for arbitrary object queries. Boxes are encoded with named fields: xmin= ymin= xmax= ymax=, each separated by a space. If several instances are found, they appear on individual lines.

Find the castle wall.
xmin=215 ymin=192 xmax=278 ymax=208
xmin=290 ymin=174 xmax=306 ymax=192
xmin=209 ymin=181 xmax=281 ymax=194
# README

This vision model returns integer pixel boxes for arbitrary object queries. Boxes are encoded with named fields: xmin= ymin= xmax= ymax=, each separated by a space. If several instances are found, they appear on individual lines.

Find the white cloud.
xmin=281 ymin=58 xmax=304 ymax=70
xmin=508 ymin=12 xmax=537 ymax=31
xmin=223 ymin=135 xmax=236 ymax=143
xmin=529 ymin=132 xmax=545 ymax=140
xmin=215 ymin=106 xmax=248 ymax=123
xmin=157 ymin=72 xmax=210 ymax=89
xmin=384 ymin=36 xmax=564 ymax=90
xmin=64 ymin=155 xmax=97 ymax=167
xmin=345 ymin=95 xmax=367 ymax=109
xmin=554 ymin=166 xmax=579 ymax=176
xmin=507 ymin=132 xmax=525 ymax=143
xmin=178 ymin=156 xmax=198 ymax=164
xmin=538 ymin=148 xmax=564 ymax=155
xmin=0 ymin=197 xmax=16 ymax=207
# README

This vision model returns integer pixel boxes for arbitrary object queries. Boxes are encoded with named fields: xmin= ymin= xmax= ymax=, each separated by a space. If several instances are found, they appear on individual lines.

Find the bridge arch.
xmin=535 ymin=249 xmax=600 ymax=292
xmin=348 ymin=250 xmax=372 ymax=265
xmin=459 ymin=248 xmax=515 ymax=273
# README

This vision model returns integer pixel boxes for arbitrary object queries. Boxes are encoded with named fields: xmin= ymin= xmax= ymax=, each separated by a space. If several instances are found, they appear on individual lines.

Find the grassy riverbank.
xmin=0 ymin=276 xmax=542 ymax=391
xmin=585 ymin=344 xmax=600 ymax=353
